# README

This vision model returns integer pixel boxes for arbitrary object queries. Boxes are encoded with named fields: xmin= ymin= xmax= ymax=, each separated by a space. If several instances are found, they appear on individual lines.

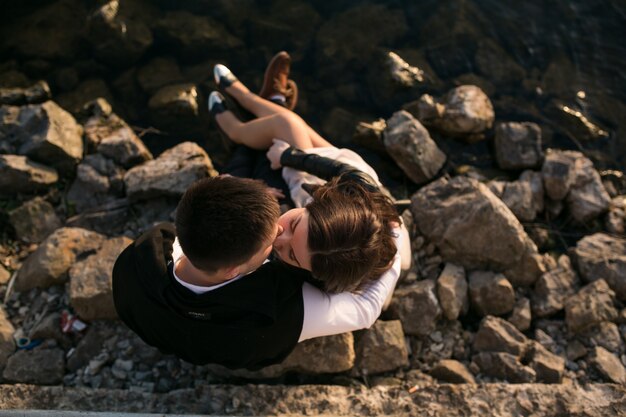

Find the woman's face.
xmin=273 ymin=208 xmax=312 ymax=271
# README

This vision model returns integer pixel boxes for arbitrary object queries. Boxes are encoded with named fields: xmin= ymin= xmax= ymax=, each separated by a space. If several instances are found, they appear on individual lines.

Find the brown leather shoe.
xmin=259 ymin=51 xmax=298 ymax=110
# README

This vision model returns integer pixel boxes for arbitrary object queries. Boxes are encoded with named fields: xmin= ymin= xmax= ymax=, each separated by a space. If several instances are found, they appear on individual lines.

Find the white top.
xmin=173 ymin=145 xmax=409 ymax=343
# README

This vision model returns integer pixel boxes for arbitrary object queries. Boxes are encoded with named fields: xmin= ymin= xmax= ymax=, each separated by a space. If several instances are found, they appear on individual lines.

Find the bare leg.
xmin=216 ymin=110 xmax=314 ymax=150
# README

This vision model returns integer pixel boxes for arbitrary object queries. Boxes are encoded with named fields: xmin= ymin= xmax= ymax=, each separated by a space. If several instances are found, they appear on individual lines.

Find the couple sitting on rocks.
xmin=112 ymin=52 xmax=411 ymax=370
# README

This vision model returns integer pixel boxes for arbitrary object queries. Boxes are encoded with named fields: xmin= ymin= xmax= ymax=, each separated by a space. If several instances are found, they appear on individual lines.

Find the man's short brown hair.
xmin=175 ymin=176 xmax=280 ymax=272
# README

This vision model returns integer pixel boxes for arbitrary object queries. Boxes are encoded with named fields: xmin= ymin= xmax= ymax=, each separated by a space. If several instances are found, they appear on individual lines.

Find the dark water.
xmin=1 ymin=0 xmax=625 ymax=176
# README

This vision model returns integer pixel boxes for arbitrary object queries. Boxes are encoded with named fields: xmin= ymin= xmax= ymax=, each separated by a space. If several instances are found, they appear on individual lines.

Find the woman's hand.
xmin=266 ymin=139 xmax=290 ymax=170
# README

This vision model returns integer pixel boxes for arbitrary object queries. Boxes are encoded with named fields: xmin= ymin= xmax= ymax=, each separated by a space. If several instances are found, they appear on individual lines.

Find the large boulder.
xmin=383 ymin=110 xmax=446 ymax=185
xmin=532 ymin=255 xmax=579 ymax=317
xmin=468 ymin=271 xmax=515 ymax=317
xmin=494 ymin=122 xmax=543 ymax=170
xmin=124 ymin=142 xmax=218 ymax=201
xmin=0 ymin=155 xmax=58 ymax=194
xmin=410 ymin=176 xmax=540 ymax=283
xmin=388 ymin=279 xmax=441 ymax=336
xmin=14 ymin=227 xmax=106 ymax=292
xmin=354 ymin=320 xmax=409 ymax=375
xmin=569 ymin=233 xmax=626 ymax=301
xmin=0 ymin=101 xmax=83 ymax=173
xmin=8 ymin=196 xmax=61 ymax=243
xmin=565 ymin=279 xmax=618 ymax=334
xmin=2 ymin=348 xmax=65 ymax=385
xmin=436 ymin=263 xmax=468 ymax=320
xmin=69 ymin=236 xmax=132 ymax=320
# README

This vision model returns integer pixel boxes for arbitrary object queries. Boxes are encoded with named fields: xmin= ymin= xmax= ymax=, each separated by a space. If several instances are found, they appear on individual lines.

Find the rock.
xmin=66 ymin=154 xmax=126 ymax=213
xmin=489 ymin=179 xmax=537 ymax=222
xmin=386 ymin=51 xmax=424 ymax=87
xmin=436 ymin=263 xmax=468 ymax=320
xmin=354 ymin=320 xmax=409 ymax=375
xmin=520 ymin=170 xmax=545 ymax=214
xmin=494 ymin=122 xmax=543 ymax=170
xmin=56 ymin=79 xmax=114 ymax=116
xmin=606 ymin=196 xmax=626 ymax=234
xmin=67 ymin=322 xmax=116 ymax=372
xmin=0 ymin=307 xmax=16 ymax=370
xmin=565 ymin=280 xmax=618 ymax=334
xmin=532 ymin=255 xmax=579 ymax=318
xmin=0 ymin=265 xmax=9 ymax=285
xmin=468 ymin=271 xmax=515 ymax=317
xmin=503 ymin=249 xmax=549 ymax=287
xmin=0 ymin=155 xmax=58 ymax=194
xmin=0 ymin=80 xmax=51 ymax=105
xmin=14 ymin=227 xmax=106 ymax=292
xmin=566 ymin=155 xmax=611 ymax=222
xmin=207 ymin=333 xmax=355 ymax=379
xmin=28 ymin=312 xmax=69 ymax=348
xmin=83 ymin=103 xmax=153 ymax=168
xmin=474 ymin=39 xmax=526 ymax=86
xmin=353 ymin=118 xmax=387 ymax=154
xmin=388 ymin=279 xmax=441 ymax=336
xmin=2 ymin=348 xmax=65 ymax=385
xmin=86 ymin=0 xmax=153 ymax=67
xmin=147 ymin=83 xmax=200 ymax=131
xmin=567 ymin=340 xmax=588 ymax=361
xmin=410 ymin=176 xmax=539 ymax=278
xmin=69 ymin=236 xmax=132 ymax=321
xmin=8 ymin=197 xmax=61 ymax=243
xmin=578 ymin=322 xmax=624 ymax=354
xmin=124 ymin=142 xmax=218 ymax=201
xmin=472 ymin=352 xmax=536 ymax=383
xmin=541 ymin=149 xmax=577 ymax=201
xmin=570 ymin=233 xmax=626 ymax=301
xmin=473 ymin=316 xmax=529 ymax=357
xmin=509 ymin=297 xmax=531 ymax=332
xmin=65 ymin=199 xmax=130 ymax=236
xmin=437 ymin=85 xmax=495 ymax=137
xmin=0 ymin=101 xmax=83 ymax=173
xmin=137 ymin=57 xmax=184 ymax=94
xmin=527 ymin=342 xmax=565 ymax=383
xmin=590 ymin=346 xmax=626 ymax=384
xmin=383 ymin=110 xmax=446 ymax=184
xmin=430 ymin=359 xmax=475 ymax=384
xmin=404 ymin=94 xmax=445 ymax=126
xmin=152 ymin=11 xmax=242 ymax=60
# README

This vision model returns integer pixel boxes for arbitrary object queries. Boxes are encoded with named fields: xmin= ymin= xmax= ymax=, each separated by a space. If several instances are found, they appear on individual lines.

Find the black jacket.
xmin=112 ymin=223 xmax=308 ymax=370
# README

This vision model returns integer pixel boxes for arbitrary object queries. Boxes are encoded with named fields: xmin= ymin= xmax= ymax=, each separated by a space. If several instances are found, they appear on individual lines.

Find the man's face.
xmin=241 ymin=223 xmax=280 ymax=274
xmin=272 ymin=208 xmax=312 ymax=271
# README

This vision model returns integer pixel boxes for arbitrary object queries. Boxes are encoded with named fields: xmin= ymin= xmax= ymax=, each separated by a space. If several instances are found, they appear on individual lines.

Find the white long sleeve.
xmin=298 ymin=224 xmax=408 ymax=342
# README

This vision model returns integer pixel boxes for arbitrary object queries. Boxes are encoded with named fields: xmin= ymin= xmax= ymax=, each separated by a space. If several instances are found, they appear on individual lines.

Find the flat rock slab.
xmin=0 ymin=383 xmax=623 ymax=416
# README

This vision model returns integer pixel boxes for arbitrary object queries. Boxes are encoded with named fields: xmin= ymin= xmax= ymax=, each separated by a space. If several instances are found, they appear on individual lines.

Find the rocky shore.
xmin=1 ymin=0 xmax=625 ymax=414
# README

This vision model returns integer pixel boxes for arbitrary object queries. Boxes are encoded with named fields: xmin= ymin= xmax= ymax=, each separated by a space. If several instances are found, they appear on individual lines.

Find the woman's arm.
xmin=298 ymin=223 xmax=409 ymax=342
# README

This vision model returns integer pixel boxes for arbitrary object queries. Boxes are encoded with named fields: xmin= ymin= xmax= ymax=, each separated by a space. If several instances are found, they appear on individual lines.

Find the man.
xmin=112 ymin=53 xmax=408 ymax=370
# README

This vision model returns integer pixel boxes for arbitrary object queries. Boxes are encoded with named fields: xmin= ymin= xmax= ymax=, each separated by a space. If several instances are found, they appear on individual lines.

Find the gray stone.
xmin=0 ymin=307 xmax=16 ymax=370
xmin=590 ymin=346 xmax=626 ymax=384
xmin=430 ymin=359 xmax=475 ymax=384
xmin=606 ymin=196 xmax=625 ymax=234
xmin=436 ymin=263 xmax=468 ymax=320
xmin=520 ymin=170 xmax=545 ymax=214
xmin=8 ymin=197 xmax=61 ymax=243
xmin=410 ymin=177 xmax=539 ymax=281
xmin=2 ymin=348 xmax=65 ymax=385
xmin=67 ymin=322 xmax=116 ymax=372
xmin=542 ymin=149 xmax=577 ymax=201
xmin=567 ymin=340 xmax=588 ymax=361
xmin=437 ymin=85 xmax=495 ymax=136
xmin=147 ymin=83 xmax=200 ymax=131
xmin=383 ymin=110 xmax=446 ymax=185
xmin=527 ymin=342 xmax=565 ymax=383
xmin=494 ymin=122 xmax=543 ymax=170
xmin=566 ymin=156 xmax=611 ymax=223
xmin=578 ymin=322 xmax=623 ymax=354
xmin=489 ymin=179 xmax=537 ymax=222
xmin=386 ymin=51 xmax=424 ymax=87
xmin=570 ymin=233 xmax=626 ymax=301
xmin=565 ymin=279 xmax=618 ymax=334
xmin=137 ymin=57 xmax=184 ymax=94
xmin=473 ymin=352 xmax=536 ymax=383
xmin=469 ymin=271 xmax=515 ymax=317
xmin=509 ymin=297 xmax=531 ymax=332
xmin=532 ymin=255 xmax=579 ymax=317
xmin=66 ymin=154 xmax=126 ymax=213
xmin=388 ymin=279 xmax=441 ymax=336
xmin=0 ymin=101 xmax=83 ymax=173
xmin=28 ymin=312 xmax=70 ymax=348
xmin=15 ymin=227 xmax=106 ymax=292
xmin=354 ymin=320 xmax=408 ymax=375
xmin=0 ymin=154 xmax=58 ymax=194
xmin=473 ymin=315 xmax=529 ymax=357
xmin=69 ymin=236 xmax=132 ymax=320
xmin=124 ymin=142 xmax=218 ymax=201
xmin=0 ymin=80 xmax=51 ymax=105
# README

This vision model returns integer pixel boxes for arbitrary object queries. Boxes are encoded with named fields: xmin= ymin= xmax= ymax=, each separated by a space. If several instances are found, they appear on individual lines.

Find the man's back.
xmin=112 ymin=223 xmax=308 ymax=370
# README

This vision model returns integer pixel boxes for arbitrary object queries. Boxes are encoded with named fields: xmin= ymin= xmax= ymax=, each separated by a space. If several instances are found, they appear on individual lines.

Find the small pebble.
xmin=430 ymin=331 xmax=443 ymax=343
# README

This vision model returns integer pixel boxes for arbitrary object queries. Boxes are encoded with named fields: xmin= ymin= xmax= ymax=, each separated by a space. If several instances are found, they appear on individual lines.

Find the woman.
xmin=210 ymin=64 xmax=410 ymax=293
